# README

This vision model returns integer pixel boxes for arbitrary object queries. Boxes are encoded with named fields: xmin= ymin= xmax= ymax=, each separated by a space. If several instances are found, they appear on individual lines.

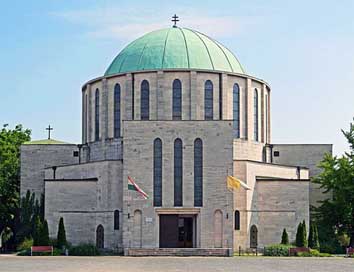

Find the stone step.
xmin=126 ymin=248 xmax=232 ymax=257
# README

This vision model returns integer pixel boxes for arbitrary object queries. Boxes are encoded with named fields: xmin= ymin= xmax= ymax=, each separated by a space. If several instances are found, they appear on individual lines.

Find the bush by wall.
xmin=69 ymin=244 xmax=100 ymax=256
xmin=264 ymin=244 xmax=292 ymax=256
xmin=281 ymin=228 xmax=289 ymax=245
xmin=297 ymin=249 xmax=331 ymax=257
xmin=57 ymin=217 xmax=67 ymax=249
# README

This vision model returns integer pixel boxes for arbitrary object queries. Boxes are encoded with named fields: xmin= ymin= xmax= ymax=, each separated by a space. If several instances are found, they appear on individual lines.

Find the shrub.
xmin=32 ymin=216 xmax=42 ymax=246
xmin=302 ymin=220 xmax=308 ymax=248
xmin=57 ymin=217 xmax=67 ymax=249
xmin=281 ymin=228 xmax=289 ymax=245
xmin=39 ymin=220 xmax=50 ymax=246
xmin=297 ymin=249 xmax=331 ymax=257
xmin=296 ymin=222 xmax=304 ymax=247
xmin=264 ymin=244 xmax=292 ymax=256
xmin=17 ymin=237 xmax=33 ymax=251
xmin=313 ymin=224 xmax=320 ymax=250
xmin=69 ymin=244 xmax=100 ymax=256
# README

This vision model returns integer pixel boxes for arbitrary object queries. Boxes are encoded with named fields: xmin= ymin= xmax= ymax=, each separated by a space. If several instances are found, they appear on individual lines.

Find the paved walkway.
xmin=0 ymin=255 xmax=353 ymax=272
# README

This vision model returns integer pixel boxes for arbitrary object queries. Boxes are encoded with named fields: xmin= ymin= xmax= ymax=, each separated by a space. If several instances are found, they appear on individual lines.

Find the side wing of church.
xmin=20 ymin=24 xmax=332 ymax=255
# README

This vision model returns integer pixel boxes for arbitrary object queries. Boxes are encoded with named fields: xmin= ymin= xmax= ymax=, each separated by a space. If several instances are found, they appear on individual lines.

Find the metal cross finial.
xmin=46 ymin=125 xmax=53 ymax=140
xmin=171 ymin=14 xmax=179 ymax=27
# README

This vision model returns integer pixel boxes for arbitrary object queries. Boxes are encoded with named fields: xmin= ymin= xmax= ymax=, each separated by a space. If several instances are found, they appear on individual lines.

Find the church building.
xmin=20 ymin=18 xmax=332 ymax=256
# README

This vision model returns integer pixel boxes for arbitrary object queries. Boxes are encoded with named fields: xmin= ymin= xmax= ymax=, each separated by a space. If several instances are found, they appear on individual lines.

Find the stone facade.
xmin=19 ymin=27 xmax=331 ymax=254
xmin=20 ymin=143 xmax=78 ymax=198
xmin=122 ymin=120 xmax=234 ymax=249
xmin=44 ymin=160 xmax=123 ymax=249
xmin=272 ymin=144 xmax=332 ymax=207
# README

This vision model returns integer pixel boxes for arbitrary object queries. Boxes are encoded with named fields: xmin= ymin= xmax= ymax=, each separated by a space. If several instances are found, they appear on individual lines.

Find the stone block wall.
xmin=44 ymin=160 xmax=123 ymax=249
xmin=20 ymin=144 xmax=78 ymax=199
xmin=122 ymin=120 xmax=234 ymax=250
xmin=233 ymin=160 xmax=309 ymax=250
xmin=272 ymin=144 xmax=332 ymax=207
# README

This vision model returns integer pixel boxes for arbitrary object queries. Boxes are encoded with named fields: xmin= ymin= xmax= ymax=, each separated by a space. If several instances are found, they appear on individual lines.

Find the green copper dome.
xmin=105 ymin=27 xmax=245 ymax=76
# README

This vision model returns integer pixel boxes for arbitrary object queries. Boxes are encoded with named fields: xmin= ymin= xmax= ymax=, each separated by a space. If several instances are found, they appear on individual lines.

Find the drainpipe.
xmin=296 ymin=166 xmax=301 ymax=179
xmin=269 ymin=144 xmax=274 ymax=163
xmin=52 ymin=166 xmax=57 ymax=180
xmin=77 ymin=144 xmax=82 ymax=164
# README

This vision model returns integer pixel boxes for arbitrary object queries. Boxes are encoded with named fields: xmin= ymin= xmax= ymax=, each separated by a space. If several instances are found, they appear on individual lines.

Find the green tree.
xmin=296 ymin=222 xmax=303 ymax=247
xmin=32 ymin=216 xmax=42 ymax=246
xmin=313 ymin=119 xmax=354 ymax=247
xmin=15 ymin=190 xmax=44 ymax=245
xmin=0 ymin=124 xmax=31 ymax=249
xmin=281 ymin=228 xmax=289 ymax=245
xmin=308 ymin=224 xmax=315 ymax=248
xmin=302 ymin=220 xmax=308 ymax=248
xmin=40 ymin=220 xmax=50 ymax=246
xmin=57 ymin=217 xmax=67 ymax=249
xmin=313 ymin=223 xmax=320 ymax=250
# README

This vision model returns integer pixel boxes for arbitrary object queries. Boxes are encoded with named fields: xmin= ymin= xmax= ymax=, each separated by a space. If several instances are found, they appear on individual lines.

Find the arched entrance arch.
xmin=96 ymin=224 xmax=104 ymax=249
xmin=250 ymin=225 xmax=258 ymax=248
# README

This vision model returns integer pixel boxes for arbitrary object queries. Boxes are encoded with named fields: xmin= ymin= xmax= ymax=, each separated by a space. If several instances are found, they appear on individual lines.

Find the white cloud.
xmin=52 ymin=6 xmax=262 ymax=41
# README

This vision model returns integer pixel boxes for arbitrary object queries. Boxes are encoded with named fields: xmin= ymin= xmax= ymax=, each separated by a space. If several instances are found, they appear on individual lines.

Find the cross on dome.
xmin=171 ymin=14 xmax=179 ymax=27
xmin=46 ymin=125 xmax=53 ymax=139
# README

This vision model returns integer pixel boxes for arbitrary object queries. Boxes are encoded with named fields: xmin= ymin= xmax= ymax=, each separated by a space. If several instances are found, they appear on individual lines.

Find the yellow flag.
xmin=227 ymin=175 xmax=241 ymax=191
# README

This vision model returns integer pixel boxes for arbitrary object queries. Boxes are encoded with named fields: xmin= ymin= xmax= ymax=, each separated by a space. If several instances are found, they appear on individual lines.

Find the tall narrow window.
xmin=114 ymin=210 xmax=119 ymax=230
xmin=265 ymin=93 xmax=268 ymax=143
xmin=172 ymin=79 xmax=182 ymax=120
xmin=96 ymin=224 xmax=104 ymax=249
xmin=174 ymin=138 xmax=183 ymax=206
xmin=204 ymin=80 xmax=213 ymax=120
xmin=141 ymin=80 xmax=149 ymax=120
xmin=153 ymin=138 xmax=162 ymax=207
xmin=254 ymin=89 xmax=259 ymax=141
xmin=250 ymin=225 xmax=258 ymax=248
xmin=114 ymin=84 xmax=121 ymax=138
xmin=95 ymin=89 xmax=100 ymax=141
xmin=233 ymin=84 xmax=240 ymax=138
xmin=194 ymin=138 xmax=203 ymax=207
xmin=234 ymin=210 xmax=240 ymax=230
xmin=84 ymin=93 xmax=88 ymax=143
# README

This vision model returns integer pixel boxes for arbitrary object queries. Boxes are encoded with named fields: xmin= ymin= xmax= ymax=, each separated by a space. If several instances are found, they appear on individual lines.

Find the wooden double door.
xmin=159 ymin=215 xmax=195 ymax=248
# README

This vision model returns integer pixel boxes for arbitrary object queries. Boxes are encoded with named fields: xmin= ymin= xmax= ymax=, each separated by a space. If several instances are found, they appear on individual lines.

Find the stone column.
xmin=190 ymin=71 xmax=197 ymax=120
xmin=124 ymin=73 xmax=133 ymax=121
xmin=221 ymin=73 xmax=229 ymax=120
xmin=157 ymin=71 xmax=164 ymax=119
xmin=102 ymin=78 xmax=109 ymax=141
xmin=246 ymin=78 xmax=253 ymax=140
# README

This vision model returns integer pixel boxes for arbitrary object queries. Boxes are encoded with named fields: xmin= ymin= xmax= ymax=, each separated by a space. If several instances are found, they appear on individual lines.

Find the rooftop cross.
xmin=46 ymin=125 xmax=53 ymax=140
xmin=171 ymin=14 xmax=179 ymax=28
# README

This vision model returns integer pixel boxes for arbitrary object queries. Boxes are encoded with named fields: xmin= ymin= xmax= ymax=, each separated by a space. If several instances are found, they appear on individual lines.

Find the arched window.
xmin=114 ymin=84 xmax=121 ymax=138
xmin=250 ymin=225 xmax=258 ymax=248
xmin=233 ymin=84 xmax=240 ymax=138
xmin=172 ymin=79 xmax=182 ymax=120
xmin=84 ymin=93 xmax=88 ymax=143
xmin=234 ymin=210 xmax=240 ymax=230
xmin=265 ymin=92 xmax=268 ymax=143
xmin=194 ymin=138 xmax=203 ymax=207
xmin=96 ymin=224 xmax=104 ymax=249
xmin=114 ymin=210 xmax=119 ymax=230
xmin=141 ymin=80 xmax=149 ymax=120
xmin=174 ymin=138 xmax=183 ymax=206
xmin=254 ymin=89 xmax=259 ymax=141
xmin=153 ymin=138 xmax=162 ymax=207
xmin=95 ymin=89 xmax=100 ymax=141
xmin=204 ymin=80 xmax=213 ymax=120
xmin=214 ymin=210 xmax=223 ymax=248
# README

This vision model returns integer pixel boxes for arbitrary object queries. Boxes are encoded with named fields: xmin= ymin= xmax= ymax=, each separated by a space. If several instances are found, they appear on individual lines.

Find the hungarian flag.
xmin=128 ymin=176 xmax=149 ymax=199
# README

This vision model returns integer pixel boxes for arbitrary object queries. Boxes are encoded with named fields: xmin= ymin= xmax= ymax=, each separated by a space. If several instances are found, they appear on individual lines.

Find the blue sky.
xmin=1 ymin=0 xmax=353 ymax=155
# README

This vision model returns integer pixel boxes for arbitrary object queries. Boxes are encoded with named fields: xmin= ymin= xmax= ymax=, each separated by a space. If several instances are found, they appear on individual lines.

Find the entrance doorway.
xmin=159 ymin=215 xmax=195 ymax=248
